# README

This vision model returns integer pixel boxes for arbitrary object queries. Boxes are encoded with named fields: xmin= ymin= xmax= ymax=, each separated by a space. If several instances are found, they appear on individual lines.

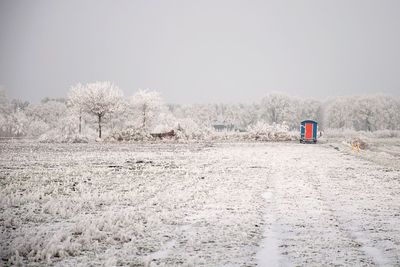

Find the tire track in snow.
xmin=256 ymin=190 xmax=281 ymax=267
xmin=257 ymin=144 xmax=400 ymax=266
xmin=313 ymin=146 xmax=400 ymax=266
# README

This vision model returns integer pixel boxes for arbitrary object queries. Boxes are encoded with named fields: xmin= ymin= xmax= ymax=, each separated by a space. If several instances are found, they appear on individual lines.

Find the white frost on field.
xmin=0 ymin=141 xmax=400 ymax=266
xmin=0 ymin=142 xmax=270 ymax=266
xmin=352 ymin=231 xmax=389 ymax=266
xmin=326 ymin=137 xmax=400 ymax=170
xmin=255 ymin=142 xmax=400 ymax=266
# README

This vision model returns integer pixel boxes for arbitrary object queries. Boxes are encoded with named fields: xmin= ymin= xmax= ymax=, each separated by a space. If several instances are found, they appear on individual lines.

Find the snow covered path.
xmin=257 ymin=144 xmax=400 ymax=266
xmin=0 ymin=142 xmax=399 ymax=266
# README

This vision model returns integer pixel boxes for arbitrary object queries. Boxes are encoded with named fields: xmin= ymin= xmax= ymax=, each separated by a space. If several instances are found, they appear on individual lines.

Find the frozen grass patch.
xmin=0 ymin=142 xmax=269 ymax=266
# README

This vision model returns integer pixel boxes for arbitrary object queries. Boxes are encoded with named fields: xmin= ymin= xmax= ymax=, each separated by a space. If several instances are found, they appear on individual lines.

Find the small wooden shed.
xmin=300 ymin=120 xmax=318 ymax=143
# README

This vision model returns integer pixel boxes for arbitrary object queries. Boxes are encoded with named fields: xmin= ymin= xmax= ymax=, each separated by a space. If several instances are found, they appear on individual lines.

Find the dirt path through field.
xmin=257 ymin=144 xmax=400 ymax=266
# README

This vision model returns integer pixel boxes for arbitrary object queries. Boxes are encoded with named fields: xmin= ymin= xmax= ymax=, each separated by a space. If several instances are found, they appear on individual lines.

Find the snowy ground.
xmin=336 ymin=138 xmax=400 ymax=170
xmin=0 ymin=141 xmax=399 ymax=266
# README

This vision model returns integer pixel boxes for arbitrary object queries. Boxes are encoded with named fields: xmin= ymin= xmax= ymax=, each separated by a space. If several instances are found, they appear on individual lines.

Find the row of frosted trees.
xmin=170 ymin=94 xmax=400 ymax=132
xmin=1 ymin=83 xmax=400 ymax=139
xmin=66 ymin=82 xmax=167 ymax=139
xmin=0 ymin=83 xmax=166 ymax=139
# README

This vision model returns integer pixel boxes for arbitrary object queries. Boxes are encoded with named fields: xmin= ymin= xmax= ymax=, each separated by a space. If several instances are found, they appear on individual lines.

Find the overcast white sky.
xmin=1 ymin=0 xmax=399 ymax=104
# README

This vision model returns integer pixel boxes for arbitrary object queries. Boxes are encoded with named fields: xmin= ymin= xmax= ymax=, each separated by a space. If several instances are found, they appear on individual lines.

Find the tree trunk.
xmin=79 ymin=115 xmax=82 ymax=135
xmin=98 ymin=114 xmax=102 ymax=138
xmin=142 ymin=107 xmax=146 ymax=129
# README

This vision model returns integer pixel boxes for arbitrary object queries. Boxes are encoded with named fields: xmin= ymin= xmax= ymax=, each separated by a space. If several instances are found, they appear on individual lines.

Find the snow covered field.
xmin=1 ymin=141 xmax=399 ymax=266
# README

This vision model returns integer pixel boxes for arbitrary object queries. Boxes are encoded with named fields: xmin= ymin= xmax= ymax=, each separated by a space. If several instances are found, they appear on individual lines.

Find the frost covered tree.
xmin=260 ymin=93 xmax=298 ymax=128
xmin=152 ymin=112 xmax=177 ymax=133
xmin=0 ymin=88 xmax=11 ymax=136
xmin=178 ymin=104 xmax=217 ymax=128
xmin=351 ymin=96 xmax=400 ymax=131
xmin=27 ymin=120 xmax=49 ymax=137
xmin=169 ymin=103 xmax=260 ymax=131
xmin=79 ymin=81 xmax=123 ymax=138
xmin=323 ymin=95 xmax=400 ymax=131
xmin=222 ymin=103 xmax=259 ymax=130
xmin=25 ymin=100 xmax=67 ymax=128
xmin=0 ymin=88 xmax=11 ymax=115
xmin=352 ymin=97 xmax=377 ymax=131
xmin=238 ymin=103 xmax=260 ymax=129
xmin=324 ymin=98 xmax=346 ymax=129
xmin=131 ymin=89 xmax=165 ymax=131
xmin=11 ymin=111 xmax=28 ymax=136
xmin=297 ymin=98 xmax=322 ymax=128
xmin=106 ymin=98 xmax=129 ymax=132
xmin=11 ymin=99 xmax=29 ymax=113
xmin=377 ymin=96 xmax=400 ymax=130
xmin=68 ymin=83 xmax=86 ymax=134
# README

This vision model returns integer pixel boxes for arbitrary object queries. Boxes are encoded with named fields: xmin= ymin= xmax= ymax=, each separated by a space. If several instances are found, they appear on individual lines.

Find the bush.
xmin=368 ymin=130 xmax=400 ymax=138
xmin=349 ymin=137 xmax=368 ymax=150
xmin=106 ymin=128 xmax=153 ymax=142
xmin=27 ymin=120 xmax=49 ymax=137
xmin=246 ymin=122 xmax=297 ymax=141
xmin=324 ymin=128 xmax=400 ymax=139
xmin=39 ymin=130 xmax=89 ymax=143
xmin=175 ymin=119 xmax=212 ymax=141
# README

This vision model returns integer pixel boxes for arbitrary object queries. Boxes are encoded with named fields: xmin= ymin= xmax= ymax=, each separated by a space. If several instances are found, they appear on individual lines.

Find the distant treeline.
xmin=1 ymin=84 xmax=399 ymax=139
